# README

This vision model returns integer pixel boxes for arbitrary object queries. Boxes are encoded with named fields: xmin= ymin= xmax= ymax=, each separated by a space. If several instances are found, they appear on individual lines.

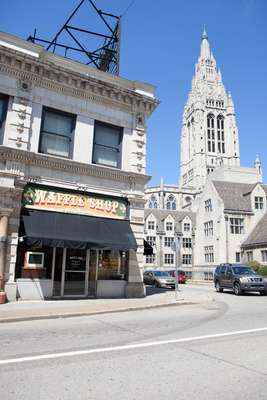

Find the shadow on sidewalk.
xmin=145 ymin=286 xmax=175 ymax=297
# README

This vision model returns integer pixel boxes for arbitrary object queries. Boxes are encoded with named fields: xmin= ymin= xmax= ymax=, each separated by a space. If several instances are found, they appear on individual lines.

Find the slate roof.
xmin=144 ymin=209 xmax=196 ymax=232
xmin=242 ymin=212 xmax=267 ymax=248
xmin=212 ymin=181 xmax=256 ymax=212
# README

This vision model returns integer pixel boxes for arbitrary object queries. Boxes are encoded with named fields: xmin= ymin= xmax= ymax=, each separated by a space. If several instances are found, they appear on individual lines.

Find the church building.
xmin=144 ymin=30 xmax=266 ymax=280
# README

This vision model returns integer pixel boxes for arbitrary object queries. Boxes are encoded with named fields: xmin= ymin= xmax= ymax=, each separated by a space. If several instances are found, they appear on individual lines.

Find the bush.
xmin=246 ymin=261 xmax=267 ymax=277
xmin=246 ymin=260 xmax=262 ymax=272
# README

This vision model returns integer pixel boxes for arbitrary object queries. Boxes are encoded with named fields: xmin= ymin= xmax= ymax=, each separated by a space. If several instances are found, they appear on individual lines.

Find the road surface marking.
xmin=1 ymin=326 xmax=267 ymax=366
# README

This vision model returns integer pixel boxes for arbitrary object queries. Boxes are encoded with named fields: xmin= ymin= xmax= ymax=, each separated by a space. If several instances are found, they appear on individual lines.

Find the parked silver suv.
xmin=214 ymin=264 xmax=267 ymax=296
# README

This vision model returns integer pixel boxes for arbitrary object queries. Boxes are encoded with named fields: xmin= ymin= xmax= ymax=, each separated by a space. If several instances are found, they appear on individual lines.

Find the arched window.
xmin=207 ymin=114 xmax=215 ymax=152
xmin=217 ymin=115 xmax=225 ymax=153
xmin=166 ymin=195 xmax=176 ymax=210
xmin=148 ymin=195 xmax=157 ymax=209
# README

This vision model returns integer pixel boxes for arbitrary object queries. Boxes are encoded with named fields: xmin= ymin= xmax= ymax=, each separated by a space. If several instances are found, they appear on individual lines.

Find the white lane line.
xmin=1 ymin=326 xmax=267 ymax=366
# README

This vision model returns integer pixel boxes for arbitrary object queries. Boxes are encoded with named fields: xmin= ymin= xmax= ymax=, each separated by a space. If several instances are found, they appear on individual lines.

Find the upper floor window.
xmin=166 ymin=195 xmax=176 ymax=210
xmin=166 ymin=222 xmax=173 ymax=231
xmin=0 ymin=94 xmax=8 ymax=128
xmin=205 ymin=199 xmax=212 ymax=212
xmin=39 ymin=108 xmax=75 ymax=158
xmin=207 ymin=114 xmax=215 ymax=152
xmin=182 ymin=254 xmax=192 ymax=265
xmin=148 ymin=195 xmax=158 ymax=209
xmin=164 ymin=253 xmax=174 ymax=265
xmin=183 ymin=238 xmax=192 ymax=248
xmin=230 ymin=218 xmax=244 ymax=234
xmin=93 ymin=121 xmax=122 ymax=168
xmin=0 ymin=94 xmax=8 ymax=144
xmin=183 ymin=223 xmax=191 ymax=232
xmin=164 ymin=237 xmax=174 ymax=247
xmin=255 ymin=196 xmax=264 ymax=210
xmin=217 ymin=115 xmax=225 ymax=153
xmin=147 ymin=221 xmax=155 ymax=230
xmin=146 ymin=236 xmax=156 ymax=246
xmin=204 ymin=221 xmax=213 ymax=237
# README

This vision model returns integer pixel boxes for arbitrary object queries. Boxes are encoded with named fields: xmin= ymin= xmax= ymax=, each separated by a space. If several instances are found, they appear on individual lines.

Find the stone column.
xmin=0 ymin=211 xmax=11 ymax=291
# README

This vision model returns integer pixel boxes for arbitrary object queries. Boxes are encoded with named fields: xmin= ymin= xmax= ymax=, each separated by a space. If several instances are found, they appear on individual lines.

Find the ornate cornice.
xmin=0 ymin=45 xmax=158 ymax=116
xmin=0 ymin=146 xmax=151 ymax=186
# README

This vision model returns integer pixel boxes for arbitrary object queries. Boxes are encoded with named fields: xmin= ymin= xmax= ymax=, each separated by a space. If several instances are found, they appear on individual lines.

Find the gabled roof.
xmin=212 ymin=181 xmax=256 ymax=212
xmin=144 ymin=209 xmax=196 ymax=232
xmin=242 ymin=212 xmax=267 ymax=248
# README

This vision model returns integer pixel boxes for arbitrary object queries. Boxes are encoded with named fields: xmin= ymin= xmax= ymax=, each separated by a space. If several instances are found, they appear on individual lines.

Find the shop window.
xmin=98 ymin=250 xmax=127 ymax=280
xmin=93 ymin=121 xmax=122 ymax=168
xmin=39 ymin=107 xmax=75 ymax=158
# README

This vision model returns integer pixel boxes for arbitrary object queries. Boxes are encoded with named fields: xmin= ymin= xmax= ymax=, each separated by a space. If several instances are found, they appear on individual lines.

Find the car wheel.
xmin=215 ymin=280 xmax=223 ymax=293
xmin=233 ymin=282 xmax=242 ymax=296
xmin=154 ymin=281 xmax=160 ymax=288
xmin=259 ymin=290 xmax=267 ymax=296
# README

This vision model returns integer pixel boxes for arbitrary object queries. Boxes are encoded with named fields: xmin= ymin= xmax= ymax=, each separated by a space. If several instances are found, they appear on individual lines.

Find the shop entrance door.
xmin=63 ymin=249 xmax=88 ymax=296
xmin=52 ymin=248 xmax=98 ymax=298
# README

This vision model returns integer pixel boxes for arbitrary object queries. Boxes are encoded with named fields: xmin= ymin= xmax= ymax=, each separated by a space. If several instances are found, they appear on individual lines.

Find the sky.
xmin=1 ymin=0 xmax=267 ymax=187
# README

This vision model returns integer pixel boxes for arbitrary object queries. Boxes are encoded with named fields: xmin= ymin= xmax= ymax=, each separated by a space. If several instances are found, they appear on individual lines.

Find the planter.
xmin=0 ymin=291 xmax=6 ymax=304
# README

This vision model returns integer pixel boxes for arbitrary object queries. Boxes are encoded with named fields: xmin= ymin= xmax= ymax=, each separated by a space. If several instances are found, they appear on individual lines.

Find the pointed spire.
xmin=202 ymin=25 xmax=208 ymax=40
xmin=200 ymin=26 xmax=210 ymax=59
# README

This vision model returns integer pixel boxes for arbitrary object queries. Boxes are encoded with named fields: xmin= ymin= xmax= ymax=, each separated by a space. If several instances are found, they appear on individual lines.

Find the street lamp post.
xmin=173 ymin=231 xmax=183 ymax=301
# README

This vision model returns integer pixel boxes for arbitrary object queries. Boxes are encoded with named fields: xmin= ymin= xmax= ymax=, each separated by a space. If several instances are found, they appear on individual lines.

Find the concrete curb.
xmin=0 ymin=300 xmax=196 ymax=324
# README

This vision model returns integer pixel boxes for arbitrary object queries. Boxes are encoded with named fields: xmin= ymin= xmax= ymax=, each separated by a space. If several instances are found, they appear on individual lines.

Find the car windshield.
xmin=154 ymin=271 xmax=171 ymax=277
xmin=232 ymin=266 xmax=256 ymax=275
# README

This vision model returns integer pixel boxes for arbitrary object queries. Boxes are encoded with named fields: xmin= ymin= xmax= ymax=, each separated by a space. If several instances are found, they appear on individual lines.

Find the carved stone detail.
xmin=0 ymin=47 xmax=158 ymax=116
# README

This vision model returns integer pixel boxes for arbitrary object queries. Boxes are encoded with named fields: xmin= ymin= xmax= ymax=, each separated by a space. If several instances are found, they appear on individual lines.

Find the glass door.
xmin=64 ymin=249 xmax=87 ymax=296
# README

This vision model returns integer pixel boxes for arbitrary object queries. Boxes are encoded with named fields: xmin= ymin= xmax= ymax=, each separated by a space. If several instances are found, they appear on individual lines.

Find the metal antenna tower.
xmin=27 ymin=0 xmax=121 ymax=75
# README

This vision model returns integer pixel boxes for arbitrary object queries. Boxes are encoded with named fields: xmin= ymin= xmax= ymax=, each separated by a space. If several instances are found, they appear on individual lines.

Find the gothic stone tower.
xmin=180 ymin=29 xmax=240 ymax=191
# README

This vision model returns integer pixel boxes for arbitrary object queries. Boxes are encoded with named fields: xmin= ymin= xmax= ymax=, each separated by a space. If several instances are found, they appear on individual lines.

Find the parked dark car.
xmin=143 ymin=270 xmax=175 ymax=288
xmin=214 ymin=264 xmax=267 ymax=295
xmin=167 ymin=270 xmax=187 ymax=284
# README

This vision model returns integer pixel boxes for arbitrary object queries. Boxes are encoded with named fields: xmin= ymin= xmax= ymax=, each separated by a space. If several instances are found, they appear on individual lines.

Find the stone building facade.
xmin=144 ymin=30 xmax=265 ymax=279
xmin=0 ymin=31 xmax=158 ymax=301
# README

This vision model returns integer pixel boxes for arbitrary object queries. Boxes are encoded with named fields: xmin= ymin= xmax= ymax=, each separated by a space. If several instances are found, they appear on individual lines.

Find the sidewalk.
xmin=0 ymin=286 xmax=213 ymax=323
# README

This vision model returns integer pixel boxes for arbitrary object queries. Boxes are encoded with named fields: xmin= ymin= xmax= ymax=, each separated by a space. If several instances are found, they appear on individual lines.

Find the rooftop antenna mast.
xmin=27 ymin=0 xmax=121 ymax=75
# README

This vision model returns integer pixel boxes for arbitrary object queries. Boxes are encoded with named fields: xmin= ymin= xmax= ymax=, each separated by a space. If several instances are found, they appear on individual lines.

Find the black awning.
xmin=143 ymin=240 xmax=153 ymax=256
xmin=21 ymin=209 xmax=137 ymax=251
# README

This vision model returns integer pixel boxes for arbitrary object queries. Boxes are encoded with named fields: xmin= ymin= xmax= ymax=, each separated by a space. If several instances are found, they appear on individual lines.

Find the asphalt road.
xmin=1 ymin=284 xmax=267 ymax=400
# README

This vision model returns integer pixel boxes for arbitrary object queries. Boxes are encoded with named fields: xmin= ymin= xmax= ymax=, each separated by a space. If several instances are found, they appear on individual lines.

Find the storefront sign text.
xmin=22 ymin=186 xmax=127 ymax=219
